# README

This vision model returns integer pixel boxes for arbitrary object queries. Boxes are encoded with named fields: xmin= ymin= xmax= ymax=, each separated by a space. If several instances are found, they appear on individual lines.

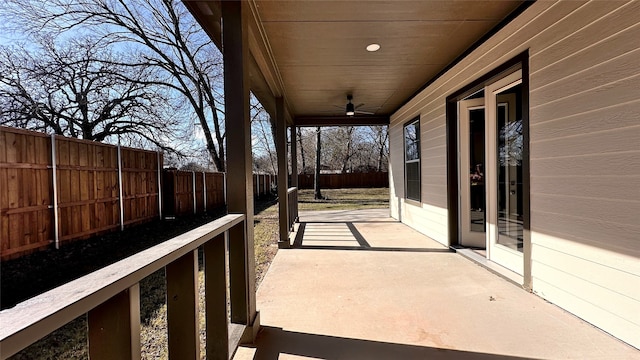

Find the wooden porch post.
xmin=276 ymin=97 xmax=290 ymax=248
xmin=290 ymin=125 xmax=298 ymax=188
xmin=221 ymin=0 xmax=259 ymax=342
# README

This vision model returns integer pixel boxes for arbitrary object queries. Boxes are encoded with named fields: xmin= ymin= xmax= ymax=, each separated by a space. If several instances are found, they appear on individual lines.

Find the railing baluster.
xmin=88 ymin=284 xmax=141 ymax=360
xmin=228 ymin=222 xmax=248 ymax=325
xmin=166 ymin=250 xmax=200 ymax=359
xmin=204 ymin=233 xmax=229 ymax=360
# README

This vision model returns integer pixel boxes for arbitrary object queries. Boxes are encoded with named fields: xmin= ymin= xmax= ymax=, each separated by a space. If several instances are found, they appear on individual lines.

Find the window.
xmin=404 ymin=118 xmax=420 ymax=201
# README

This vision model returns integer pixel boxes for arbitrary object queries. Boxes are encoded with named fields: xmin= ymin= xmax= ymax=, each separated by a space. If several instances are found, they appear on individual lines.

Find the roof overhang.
xmin=183 ymin=0 xmax=528 ymax=127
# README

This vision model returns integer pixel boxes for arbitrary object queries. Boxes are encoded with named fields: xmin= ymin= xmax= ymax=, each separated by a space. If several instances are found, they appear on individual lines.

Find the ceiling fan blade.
xmin=355 ymin=110 xmax=375 ymax=115
xmin=354 ymin=103 xmax=365 ymax=109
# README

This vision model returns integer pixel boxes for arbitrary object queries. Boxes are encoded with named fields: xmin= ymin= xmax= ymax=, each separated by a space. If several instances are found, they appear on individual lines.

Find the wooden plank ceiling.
xmin=184 ymin=0 xmax=524 ymax=124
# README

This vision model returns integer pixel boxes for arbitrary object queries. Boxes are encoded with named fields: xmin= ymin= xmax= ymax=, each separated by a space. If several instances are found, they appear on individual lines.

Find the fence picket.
xmin=157 ymin=151 xmax=162 ymax=219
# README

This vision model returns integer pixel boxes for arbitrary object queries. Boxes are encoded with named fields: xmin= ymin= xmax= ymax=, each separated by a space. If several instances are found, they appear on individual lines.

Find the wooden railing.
xmin=0 ymin=214 xmax=250 ymax=360
xmin=287 ymin=187 xmax=299 ymax=231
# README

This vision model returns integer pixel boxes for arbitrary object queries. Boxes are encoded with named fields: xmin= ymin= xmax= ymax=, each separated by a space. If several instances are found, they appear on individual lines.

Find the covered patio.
xmin=2 ymin=1 xmax=638 ymax=359
xmin=165 ymin=0 xmax=640 ymax=356
xmin=236 ymin=209 xmax=638 ymax=359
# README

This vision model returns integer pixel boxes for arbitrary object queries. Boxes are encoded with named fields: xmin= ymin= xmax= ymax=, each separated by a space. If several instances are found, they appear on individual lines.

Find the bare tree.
xmin=293 ymin=126 xmax=388 ymax=175
xmin=3 ymin=0 xmax=227 ymax=170
xmin=317 ymin=126 xmax=356 ymax=173
xmin=250 ymin=96 xmax=277 ymax=174
xmin=340 ymin=126 xmax=355 ymax=173
xmin=314 ymin=127 xmax=323 ymax=199
xmin=369 ymin=125 xmax=389 ymax=172
xmin=0 ymin=37 xmax=179 ymax=149
xmin=297 ymin=127 xmax=307 ymax=173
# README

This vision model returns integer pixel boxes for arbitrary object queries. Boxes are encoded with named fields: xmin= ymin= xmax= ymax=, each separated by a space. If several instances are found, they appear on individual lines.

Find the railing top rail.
xmin=0 ymin=213 xmax=244 ymax=357
xmin=287 ymin=187 xmax=298 ymax=194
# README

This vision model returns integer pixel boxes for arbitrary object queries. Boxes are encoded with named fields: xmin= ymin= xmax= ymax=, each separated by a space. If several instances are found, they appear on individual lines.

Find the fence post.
xmin=50 ymin=134 xmax=60 ymax=249
xmin=263 ymin=174 xmax=267 ymax=194
xmin=202 ymin=171 xmax=207 ymax=212
xmin=157 ymin=151 xmax=162 ymax=220
xmin=256 ymin=174 xmax=260 ymax=197
xmin=223 ymin=172 xmax=227 ymax=205
xmin=192 ymin=171 xmax=197 ymax=215
xmin=117 ymin=143 xmax=125 ymax=231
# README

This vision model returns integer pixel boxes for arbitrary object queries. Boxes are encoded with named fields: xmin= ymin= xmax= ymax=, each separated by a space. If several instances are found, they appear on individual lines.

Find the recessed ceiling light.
xmin=366 ymin=43 xmax=381 ymax=52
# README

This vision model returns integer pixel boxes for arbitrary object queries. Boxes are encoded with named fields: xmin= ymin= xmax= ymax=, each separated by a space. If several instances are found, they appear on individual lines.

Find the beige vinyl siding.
xmin=388 ymin=119 xmax=405 ymax=219
xmin=404 ymin=203 xmax=448 ymax=246
xmin=389 ymin=0 xmax=640 ymax=348
xmin=389 ymin=109 xmax=449 ymax=245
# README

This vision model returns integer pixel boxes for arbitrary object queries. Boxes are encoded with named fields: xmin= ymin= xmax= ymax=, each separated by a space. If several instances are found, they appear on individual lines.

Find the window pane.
xmin=406 ymin=162 xmax=420 ymax=201
xmin=404 ymin=121 xmax=420 ymax=161
xmin=496 ymin=84 xmax=523 ymax=252
xmin=404 ymin=119 xmax=420 ymax=201
xmin=469 ymin=108 xmax=485 ymax=232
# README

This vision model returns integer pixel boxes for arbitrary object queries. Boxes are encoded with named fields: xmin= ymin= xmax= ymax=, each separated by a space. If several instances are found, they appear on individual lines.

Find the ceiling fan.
xmin=342 ymin=95 xmax=374 ymax=116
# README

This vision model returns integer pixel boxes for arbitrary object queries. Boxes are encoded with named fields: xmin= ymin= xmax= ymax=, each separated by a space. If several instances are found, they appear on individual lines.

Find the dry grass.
xmin=7 ymin=188 xmax=387 ymax=359
xmin=298 ymin=187 xmax=389 ymax=211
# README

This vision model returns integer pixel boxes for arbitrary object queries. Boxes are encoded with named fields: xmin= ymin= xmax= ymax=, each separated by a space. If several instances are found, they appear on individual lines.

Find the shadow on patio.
xmin=243 ymin=326 xmax=531 ymax=360
xmin=236 ymin=209 xmax=637 ymax=359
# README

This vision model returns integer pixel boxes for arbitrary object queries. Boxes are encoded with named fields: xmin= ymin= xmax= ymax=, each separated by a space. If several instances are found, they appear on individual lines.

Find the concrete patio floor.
xmin=235 ymin=209 xmax=638 ymax=359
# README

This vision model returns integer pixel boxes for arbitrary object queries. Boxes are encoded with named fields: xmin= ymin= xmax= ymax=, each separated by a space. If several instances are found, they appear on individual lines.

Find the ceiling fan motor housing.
xmin=346 ymin=95 xmax=355 ymax=116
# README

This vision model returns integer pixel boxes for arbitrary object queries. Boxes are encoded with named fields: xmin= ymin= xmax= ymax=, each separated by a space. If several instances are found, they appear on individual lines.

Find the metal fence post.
xmin=50 ymin=134 xmax=60 ymax=249
xmin=202 ymin=171 xmax=207 ymax=212
xmin=117 ymin=143 xmax=125 ymax=231
xmin=157 ymin=151 xmax=162 ymax=220
xmin=192 ymin=171 xmax=197 ymax=215
xmin=223 ymin=172 xmax=227 ymax=205
xmin=263 ymin=174 xmax=267 ymax=194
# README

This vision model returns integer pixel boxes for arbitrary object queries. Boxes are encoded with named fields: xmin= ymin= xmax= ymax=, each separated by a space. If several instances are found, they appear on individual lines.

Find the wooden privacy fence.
xmin=0 ymin=126 xmax=163 ymax=260
xmin=162 ymin=172 xmax=271 ymax=217
xmin=1 ymin=128 xmax=53 ymax=259
xmin=1 ymin=127 xmax=280 ymax=260
xmin=297 ymin=172 xmax=389 ymax=189
xmin=162 ymin=170 xmax=225 ymax=217
xmin=253 ymin=173 xmax=274 ymax=198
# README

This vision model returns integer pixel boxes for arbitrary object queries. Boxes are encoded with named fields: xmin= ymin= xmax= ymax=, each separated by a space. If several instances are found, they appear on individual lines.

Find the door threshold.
xmin=450 ymin=246 xmax=524 ymax=288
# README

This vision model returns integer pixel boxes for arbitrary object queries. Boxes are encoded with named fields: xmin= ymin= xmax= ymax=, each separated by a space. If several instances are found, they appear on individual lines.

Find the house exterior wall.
xmin=389 ymin=0 xmax=640 ymax=348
